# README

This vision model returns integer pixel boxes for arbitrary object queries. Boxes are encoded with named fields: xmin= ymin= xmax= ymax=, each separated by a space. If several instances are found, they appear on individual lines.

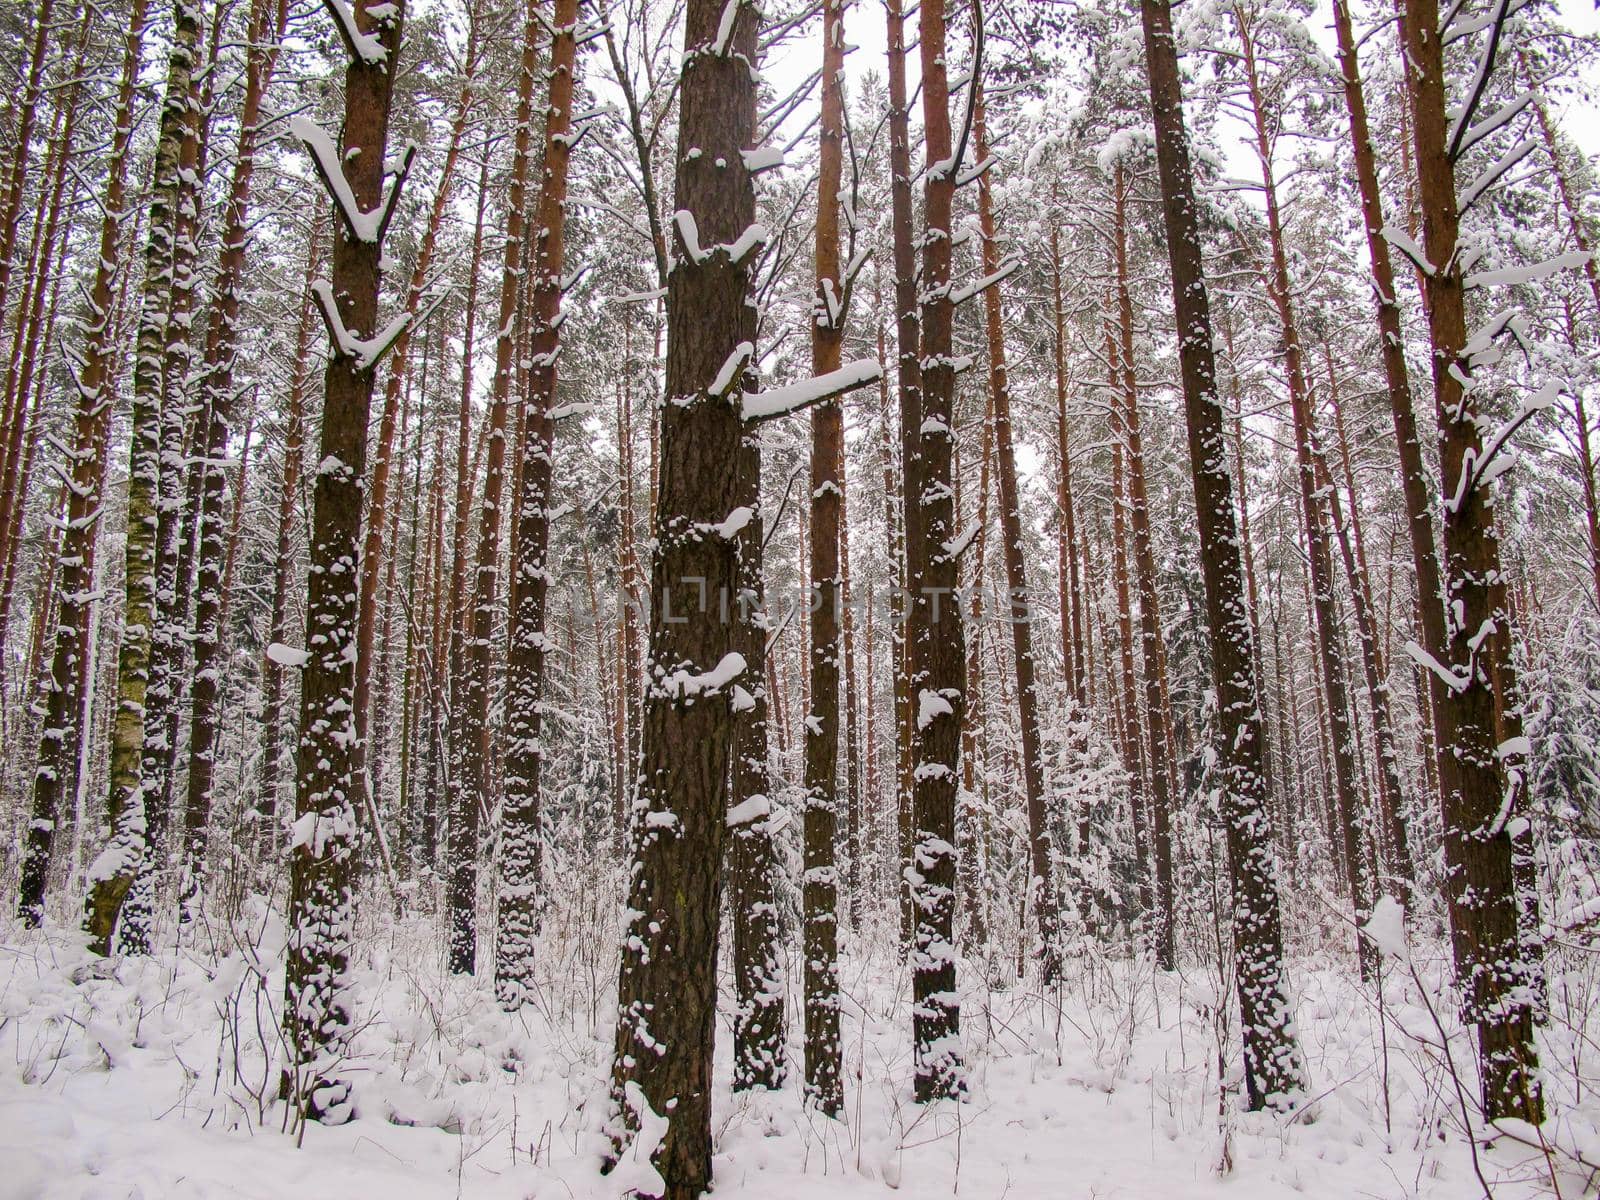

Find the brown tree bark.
xmin=496 ymin=0 xmax=579 ymax=1009
xmin=605 ymin=0 xmax=759 ymax=1190
xmin=1398 ymin=0 xmax=1542 ymax=1121
xmin=1137 ymin=0 xmax=1305 ymax=1109
xmin=15 ymin=0 xmax=150 ymax=926
xmin=450 ymin=0 xmax=542 ymax=975
xmin=284 ymin=0 xmax=408 ymax=1121
xmin=908 ymin=0 xmax=964 ymax=1103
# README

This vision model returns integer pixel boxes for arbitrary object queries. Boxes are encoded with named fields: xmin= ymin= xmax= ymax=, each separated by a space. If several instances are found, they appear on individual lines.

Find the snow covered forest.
xmin=3 ymin=0 xmax=1600 ymax=1192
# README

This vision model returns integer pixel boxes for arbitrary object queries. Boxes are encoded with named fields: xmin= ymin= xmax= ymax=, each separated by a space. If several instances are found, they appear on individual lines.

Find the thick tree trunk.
xmin=605 ymin=0 xmax=758 ymax=1191
xmin=284 ymin=0 xmax=407 ymax=1123
xmin=1137 ymin=0 xmax=1304 ymax=1110
xmin=909 ymin=0 xmax=964 ymax=1103
xmin=1398 ymin=0 xmax=1542 ymax=1122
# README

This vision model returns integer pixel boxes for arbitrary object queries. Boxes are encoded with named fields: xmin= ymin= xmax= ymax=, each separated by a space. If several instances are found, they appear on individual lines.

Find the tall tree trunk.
xmin=16 ymin=0 xmax=150 ymax=926
xmin=82 ymin=0 xmax=204 ymax=955
xmin=908 ymin=0 xmax=964 ymax=1103
xmin=605 ymin=0 xmax=758 ymax=1191
xmin=802 ymin=0 xmax=847 ymax=1116
xmin=975 ymin=86 xmax=1058 ymax=978
xmin=179 ymin=0 xmax=291 ymax=923
xmin=1111 ymin=163 xmax=1177 ymax=969
xmin=886 ymin=0 xmax=921 ymax=956
xmin=284 ymin=0 xmax=407 ymax=1123
xmin=450 ymin=0 xmax=541 ymax=975
xmin=1398 ymin=0 xmax=1542 ymax=1122
xmin=1136 ymin=0 xmax=1304 ymax=1109
xmin=496 ymin=0 xmax=579 ymax=1010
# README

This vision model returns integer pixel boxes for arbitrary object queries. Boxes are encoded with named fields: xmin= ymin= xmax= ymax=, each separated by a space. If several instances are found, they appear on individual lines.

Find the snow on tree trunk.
xmin=284 ymin=0 xmax=408 ymax=1125
xmin=909 ymin=0 xmax=965 ymax=1105
xmin=802 ymin=0 xmax=847 ymax=1118
xmin=16 ymin=0 xmax=149 ymax=928
xmin=604 ymin=0 xmax=760 ymax=1191
xmin=496 ymin=0 xmax=580 ymax=1011
xmin=1136 ymin=0 xmax=1306 ymax=1111
xmin=1399 ymin=0 xmax=1545 ymax=1124
xmin=82 ymin=0 xmax=204 ymax=956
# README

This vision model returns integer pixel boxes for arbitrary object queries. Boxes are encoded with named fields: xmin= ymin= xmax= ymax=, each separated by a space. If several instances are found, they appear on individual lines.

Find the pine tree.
xmin=284 ymin=0 xmax=410 ymax=1122
xmin=1136 ymin=0 xmax=1306 ymax=1110
xmin=496 ymin=0 xmax=581 ymax=1010
xmin=605 ymin=0 xmax=761 ymax=1190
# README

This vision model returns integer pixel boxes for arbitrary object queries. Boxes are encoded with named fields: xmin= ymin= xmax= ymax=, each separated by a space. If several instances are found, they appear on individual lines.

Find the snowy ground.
xmin=3 ymin=899 xmax=1597 ymax=1200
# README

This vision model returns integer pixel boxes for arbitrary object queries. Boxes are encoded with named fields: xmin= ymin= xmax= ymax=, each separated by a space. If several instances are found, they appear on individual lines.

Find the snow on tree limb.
xmin=293 ymin=116 xmax=416 ymax=245
xmin=1402 ymin=639 xmax=1470 ymax=693
xmin=1464 ymin=250 xmax=1591 ymax=290
xmin=311 ymin=280 xmax=411 ymax=368
xmin=1457 ymin=136 xmax=1537 ymax=216
xmin=740 ymin=358 xmax=881 ymax=421
xmin=1381 ymin=225 xmax=1434 ymax=276
xmin=320 ymin=0 xmax=389 ymax=65
xmin=950 ymin=255 xmax=1021 ymax=306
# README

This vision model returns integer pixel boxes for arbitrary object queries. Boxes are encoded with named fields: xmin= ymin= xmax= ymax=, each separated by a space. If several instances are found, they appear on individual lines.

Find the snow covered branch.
xmin=292 ymin=117 xmax=417 ymax=245
xmin=311 ymin=280 xmax=411 ymax=369
xmin=950 ymin=255 xmax=1021 ymax=306
xmin=740 ymin=358 xmax=882 ymax=422
xmin=320 ymin=0 xmax=389 ymax=66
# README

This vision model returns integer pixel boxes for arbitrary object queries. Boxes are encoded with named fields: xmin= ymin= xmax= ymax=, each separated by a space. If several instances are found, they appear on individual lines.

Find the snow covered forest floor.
xmin=4 ymin=895 xmax=1599 ymax=1200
